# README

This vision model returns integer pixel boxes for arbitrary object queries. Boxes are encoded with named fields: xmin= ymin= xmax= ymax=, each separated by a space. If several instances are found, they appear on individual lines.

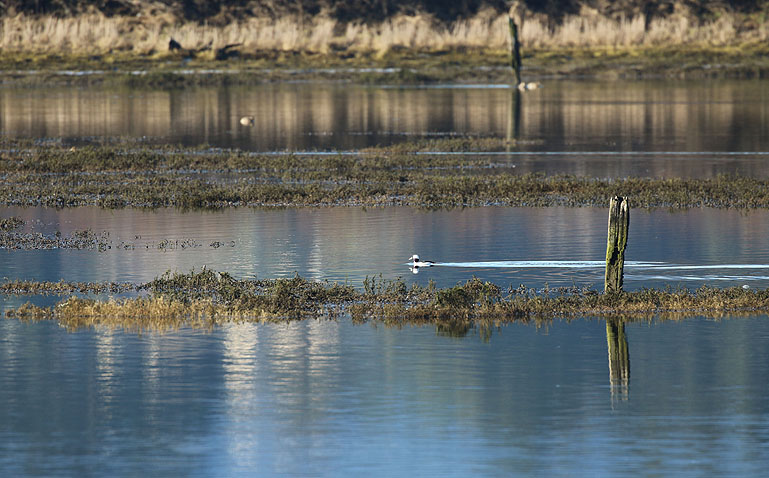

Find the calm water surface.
xmin=2 ymin=80 xmax=769 ymax=177
xmin=2 ymin=80 xmax=769 ymax=476
xmin=1 ymin=316 xmax=768 ymax=477
xmin=3 ymin=206 xmax=769 ymax=291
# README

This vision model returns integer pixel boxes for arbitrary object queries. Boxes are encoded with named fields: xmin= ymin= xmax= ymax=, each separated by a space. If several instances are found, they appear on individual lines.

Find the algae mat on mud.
xmin=1 ymin=142 xmax=769 ymax=209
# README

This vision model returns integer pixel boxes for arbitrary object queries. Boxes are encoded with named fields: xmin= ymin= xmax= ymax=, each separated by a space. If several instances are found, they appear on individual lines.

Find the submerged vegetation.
xmin=1 ymin=140 xmax=769 ymax=210
xmin=4 ymin=269 xmax=769 ymax=333
xmin=0 ymin=216 xmax=231 ymax=250
xmin=0 ymin=217 xmax=113 ymax=250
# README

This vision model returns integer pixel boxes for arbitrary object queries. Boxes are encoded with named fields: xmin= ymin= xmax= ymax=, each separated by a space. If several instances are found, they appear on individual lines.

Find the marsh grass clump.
xmin=53 ymin=296 xmax=219 ymax=333
xmin=0 ymin=279 xmax=135 ymax=295
xmin=0 ymin=216 xmax=24 ymax=231
xmin=5 ymin=271 xmax=769 ymax=333
xmin=142 ymin=269 xmax=360 ymax=321
xmin=5 ymin=302 xmax=52 ymax=321
xmin=0 ymin=224 xmax=112 ymax=251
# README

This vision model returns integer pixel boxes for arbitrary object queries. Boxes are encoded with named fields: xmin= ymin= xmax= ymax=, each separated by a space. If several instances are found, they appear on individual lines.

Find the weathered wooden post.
xmin=508 ymin=3 xmax=524 ymax=87
xmin=605 ymin=196 xmax=629 ymax=293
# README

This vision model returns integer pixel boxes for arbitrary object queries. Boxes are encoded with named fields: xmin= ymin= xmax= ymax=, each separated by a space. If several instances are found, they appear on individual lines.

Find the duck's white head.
xmin=409 ymin=254 xmax=420 ymax=262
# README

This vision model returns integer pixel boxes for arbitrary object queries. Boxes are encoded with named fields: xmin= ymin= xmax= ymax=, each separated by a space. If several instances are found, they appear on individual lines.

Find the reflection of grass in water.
xmin=5 ymin=270 xmax=769 ymax=333
xmin=2 ymin=140 xmax=769 ymax=209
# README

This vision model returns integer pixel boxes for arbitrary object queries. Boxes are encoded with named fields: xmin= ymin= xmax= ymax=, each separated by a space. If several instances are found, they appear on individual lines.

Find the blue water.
xmin=3 ymin=79 xmax=769 ymax=476
xmin=3 ymin=206 xmax=769 ymax=292
xmin=1 ymin=316 xmax=767 ymax=477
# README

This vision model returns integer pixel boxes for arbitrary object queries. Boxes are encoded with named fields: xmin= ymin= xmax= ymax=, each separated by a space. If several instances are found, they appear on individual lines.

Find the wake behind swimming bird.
xmin=405 ymin=256 xmax=769 ymax=281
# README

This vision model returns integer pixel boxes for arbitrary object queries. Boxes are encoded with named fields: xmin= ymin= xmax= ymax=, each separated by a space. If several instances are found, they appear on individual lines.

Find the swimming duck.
xmin=408 ymin=254 xmax=435 ymax=268
xmin=517 ymin=82 xmax=541 ymax=91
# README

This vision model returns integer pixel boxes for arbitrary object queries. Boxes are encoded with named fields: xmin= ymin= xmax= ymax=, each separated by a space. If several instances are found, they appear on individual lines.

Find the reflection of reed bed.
xmin=5 ymin=269 xmax=769 ymax=333
xmin=2 ymin=142 xmax=769 ymax=208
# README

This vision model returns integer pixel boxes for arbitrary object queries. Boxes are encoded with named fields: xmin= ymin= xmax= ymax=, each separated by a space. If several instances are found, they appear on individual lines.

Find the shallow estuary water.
xmin=2 ymin=80 xmax=769 ymax=476
xmin=3 ymin=206 xmax=769 ymax=292
xmin=2 ymin=80 xmax=769 ymax=177
xmin=2 ymin=316 xmax=769 ymax=477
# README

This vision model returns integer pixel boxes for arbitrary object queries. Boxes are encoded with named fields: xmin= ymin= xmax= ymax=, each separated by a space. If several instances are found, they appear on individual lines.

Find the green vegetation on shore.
xmin=4 ymin=269 xmax=768 ymax=332
xmin=1 ymin=140 xmax=768 ymax=210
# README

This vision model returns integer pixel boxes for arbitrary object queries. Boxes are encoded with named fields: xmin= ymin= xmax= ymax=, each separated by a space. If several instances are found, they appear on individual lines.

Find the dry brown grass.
xmin=1 ymin=6 xmax=766 ymax=58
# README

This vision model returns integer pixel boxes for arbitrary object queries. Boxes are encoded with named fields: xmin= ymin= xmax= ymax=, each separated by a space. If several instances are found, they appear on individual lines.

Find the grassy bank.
xmin=4 ymin=269 xmax=768 ymax=332
xmin=3 ymin=46 xmax=769 ymax=88
xmin=2 ymin=7 xmax=769 ymax=86
xmin=1 ymin=141 xmax=768 ymax=210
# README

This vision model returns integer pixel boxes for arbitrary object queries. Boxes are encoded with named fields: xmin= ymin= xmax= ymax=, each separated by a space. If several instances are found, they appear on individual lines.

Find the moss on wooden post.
xmin=605 ymin=196 xmax=630 ymax=293
xmin=508 ymin=17 xmax=522 ymax=86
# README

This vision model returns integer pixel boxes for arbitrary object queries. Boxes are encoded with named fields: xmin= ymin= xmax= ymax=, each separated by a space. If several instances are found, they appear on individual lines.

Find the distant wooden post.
xmin=605 ymin=196 xmax=630 ymax=293
xmin=508 ymin=3 xmax=524 ymax=86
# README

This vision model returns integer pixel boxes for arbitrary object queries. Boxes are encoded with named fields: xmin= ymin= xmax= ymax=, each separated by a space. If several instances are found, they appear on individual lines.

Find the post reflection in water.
xmin=606 ymin=318 xmax=630 ymax=401
xmin=506 ymin=88 xmax=522 ymax=145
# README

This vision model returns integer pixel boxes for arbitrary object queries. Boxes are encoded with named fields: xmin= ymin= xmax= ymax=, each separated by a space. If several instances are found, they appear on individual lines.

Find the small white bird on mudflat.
xmin=408 ymin=254 xmax=435 ymax=268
